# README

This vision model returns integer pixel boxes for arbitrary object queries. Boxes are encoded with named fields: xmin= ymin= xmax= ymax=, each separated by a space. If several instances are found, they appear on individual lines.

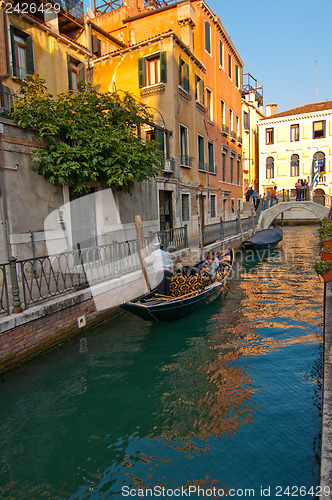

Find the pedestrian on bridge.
xmin=270 ymin=186 xmax=278 ymax=207
xmin=295 ymin=179 xmax=302 ymax=201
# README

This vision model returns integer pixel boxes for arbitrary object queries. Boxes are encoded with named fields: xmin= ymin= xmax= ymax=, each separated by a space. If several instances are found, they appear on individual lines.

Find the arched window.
xmin=290 ymin=154 xmax=299 ymax=177
xmin=313 ymin=151 xmax=325 ymax=174
xmin=266 ymin=156 xmax=274 ymax=179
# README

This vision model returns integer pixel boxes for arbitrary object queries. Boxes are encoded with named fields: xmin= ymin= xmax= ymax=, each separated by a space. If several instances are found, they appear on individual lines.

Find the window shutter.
xmin=195 ymin=74 xmax=198 ymax=100
xmin=160 ymin=51 xmax=167 ymax=83
xmin=184 ymin=62 xmax=189 ymax=92
xmin=26 ymin=36 xmax=35 ymax=75
xmin=205 ymin=22 xmax=210 ymax=53
xmin=200 ymin=79 xmax=204 ymax=105
xmin=235 ymin=65 xmax=239 ymax=87
xmin=138 ymin=57 xmax=146 ymax=88
xmin=78 ymin=62 xmax=85 ymax=90
xmin=179 ymin=56 xmax=182 ymax=86
xmin=67 ymin=55 xmax=72 ymax=90
xmin=9 ymin=25 xmax=17 ymax=77
xmin=157 ymin=129 xmax=165 ymax=153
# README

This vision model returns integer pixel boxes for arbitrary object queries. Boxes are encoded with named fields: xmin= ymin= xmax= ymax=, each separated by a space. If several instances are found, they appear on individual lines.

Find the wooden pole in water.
xmin=135 ymin=215 xmax=151 ymax=293
xmin=198 ymin=216 xmax=204 ymax=260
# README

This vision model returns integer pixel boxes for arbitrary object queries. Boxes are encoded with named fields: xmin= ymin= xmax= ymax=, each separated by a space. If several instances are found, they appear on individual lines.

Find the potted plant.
xmin=322 ymin=245 xmax=332 ymax=261
xmin=318 ymin=217 xmax=332 ymax=247
xmin=314 ymin=260 xmax=332 ymax=282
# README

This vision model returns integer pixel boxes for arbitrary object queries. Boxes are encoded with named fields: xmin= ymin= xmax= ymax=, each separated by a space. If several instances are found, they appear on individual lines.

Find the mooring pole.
xmin=135 ymin=215 xmax=151 ymax=293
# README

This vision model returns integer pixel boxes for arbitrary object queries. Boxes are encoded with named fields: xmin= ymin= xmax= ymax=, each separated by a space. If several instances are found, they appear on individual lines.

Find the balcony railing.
xmin=222 ymin=124 xmax=229 ymax=136
xmin=162 ymin=157 xmax=175 ymax=173
xmin=208 ymin=163 xmax=216 ymax=173
xmin=230 ymin=131 xmax=236 ymax=141
xmin=198 ymin=161 xmax=207 ymax=172
xmin=237 ymin=136 xmax=243 ymax=145
xmin=179 ymin=155 xmax=192 ymax=168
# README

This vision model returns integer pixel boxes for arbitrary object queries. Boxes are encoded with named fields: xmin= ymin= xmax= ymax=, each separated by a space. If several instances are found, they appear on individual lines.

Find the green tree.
xmin=11 ymin=75 xmax=163 ymax=193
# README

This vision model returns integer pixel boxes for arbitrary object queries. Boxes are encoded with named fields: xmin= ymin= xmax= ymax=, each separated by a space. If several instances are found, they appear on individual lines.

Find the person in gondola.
xmin=202 ymin=252 xmax=219 ymax=281
xmin=145 ymin=242 xmax=174 ymax=295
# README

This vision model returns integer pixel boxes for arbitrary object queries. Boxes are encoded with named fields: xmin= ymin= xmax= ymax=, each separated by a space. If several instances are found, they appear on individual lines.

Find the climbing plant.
xmin=11 ymin=75 xmax=163 ymax=193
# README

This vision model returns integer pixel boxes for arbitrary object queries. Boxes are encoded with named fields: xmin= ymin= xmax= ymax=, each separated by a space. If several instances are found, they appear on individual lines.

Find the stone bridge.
xmin=257 ymin=201 xmax=329 ymax=229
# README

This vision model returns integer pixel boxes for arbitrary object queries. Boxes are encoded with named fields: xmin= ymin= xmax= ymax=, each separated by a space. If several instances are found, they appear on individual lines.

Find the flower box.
xmin=322 ymin=249 xmax=332 ymax=261
xmin=318 ymin=268 xmax=332 ymax=282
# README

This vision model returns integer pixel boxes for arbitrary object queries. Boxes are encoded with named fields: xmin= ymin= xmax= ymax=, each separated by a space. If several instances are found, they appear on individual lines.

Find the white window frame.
xmin=205 ymin=20 xmax=211 ymax=55
xmin=210 ymin=194 xmax=217 ymax=218
xmin=181 ymin=193 xmax=191 ymax=222
xmin=206 ymin=88 xmax=213 ymax=122
xmin=219 ymin=39 xmax=224 ymax=69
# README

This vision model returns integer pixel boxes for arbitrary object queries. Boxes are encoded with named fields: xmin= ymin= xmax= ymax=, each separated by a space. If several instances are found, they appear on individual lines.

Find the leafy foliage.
xmin=318 ymin=217 xmax=332 ymax=240
xmin=11 ymin=75 xmax=163 ymax=193
xmin=314 ymin=260 xmax=332 ymax=274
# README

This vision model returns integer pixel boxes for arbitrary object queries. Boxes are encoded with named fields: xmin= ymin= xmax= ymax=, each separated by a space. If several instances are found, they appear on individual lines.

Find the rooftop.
xmin=262 ymin=100 xmax=332 ymax=120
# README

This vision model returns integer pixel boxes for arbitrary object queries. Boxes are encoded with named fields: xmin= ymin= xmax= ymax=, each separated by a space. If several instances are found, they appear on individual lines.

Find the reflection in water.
xmin=0 ymin=226 xmax=323 ymax=499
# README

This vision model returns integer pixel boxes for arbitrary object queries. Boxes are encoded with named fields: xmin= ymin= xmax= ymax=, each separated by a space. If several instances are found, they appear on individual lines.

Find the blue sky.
xmin=207 ymin=0 xmax=332 ymax=113
xmin=87 ymin=0 xmax=331 ymax=113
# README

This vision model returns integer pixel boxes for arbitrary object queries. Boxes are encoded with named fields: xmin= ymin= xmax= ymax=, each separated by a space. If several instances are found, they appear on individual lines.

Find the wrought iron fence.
xmin=0 ymin=226 xmax=188 ymax=313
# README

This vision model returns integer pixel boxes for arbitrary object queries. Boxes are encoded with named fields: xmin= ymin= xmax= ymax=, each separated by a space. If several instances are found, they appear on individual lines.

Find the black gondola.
xmin=121 ymin=249 xmax=234 ymax=322
xmin=242 ymin=226 xmax=283 ymax=250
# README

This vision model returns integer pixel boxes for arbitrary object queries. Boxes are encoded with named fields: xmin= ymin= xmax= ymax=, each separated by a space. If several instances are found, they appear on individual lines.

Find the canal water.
xmin=0 ymin=226 xmax=324 ymax=499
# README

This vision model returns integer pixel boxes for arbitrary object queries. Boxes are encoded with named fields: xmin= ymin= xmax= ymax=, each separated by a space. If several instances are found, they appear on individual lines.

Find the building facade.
xmin=91 ymin=0 xmax=244 ymax=236
xmin=258 ymin=101 xmax=332 ymax=203
xmin=241 ymin=73 xmax=264 ymax=195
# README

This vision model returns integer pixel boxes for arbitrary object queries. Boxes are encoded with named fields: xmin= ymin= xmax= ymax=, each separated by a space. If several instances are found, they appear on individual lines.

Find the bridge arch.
xmin=257 ymin=201 xmax=329 ymax=229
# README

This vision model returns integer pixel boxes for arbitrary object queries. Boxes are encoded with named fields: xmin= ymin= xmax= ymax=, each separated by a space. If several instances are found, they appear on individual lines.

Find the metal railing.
xmin=179 ymin=156 xmax=192 ymax=167
xmin=0 ymin=225 xmax=188 ymax=314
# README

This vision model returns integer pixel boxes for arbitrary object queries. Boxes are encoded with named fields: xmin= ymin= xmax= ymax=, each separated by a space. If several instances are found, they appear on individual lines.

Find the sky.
xmin=207 ymin=0 xmax=332 ymax=113
xmin=86 ymin=0 xmax=332 ymax=114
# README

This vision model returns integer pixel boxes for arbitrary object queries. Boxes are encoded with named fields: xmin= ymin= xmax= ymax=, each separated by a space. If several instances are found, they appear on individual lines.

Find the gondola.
xmin=242 ymin=226 xmax=283 ymax=251
xmin=121 ymin=249 xmax=234 ymax=322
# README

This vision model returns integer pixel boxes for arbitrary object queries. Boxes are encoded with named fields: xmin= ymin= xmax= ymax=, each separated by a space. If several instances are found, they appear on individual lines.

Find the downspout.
xmin=1 ymin=10 xmax=11 ymax=78
xmin=0 ymin=135 xmax=12 ymax=260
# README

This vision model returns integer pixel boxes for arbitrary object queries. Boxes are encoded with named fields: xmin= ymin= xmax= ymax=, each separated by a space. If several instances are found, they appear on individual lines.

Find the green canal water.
xmin=0 ymin=226 xmax=324 ymax=499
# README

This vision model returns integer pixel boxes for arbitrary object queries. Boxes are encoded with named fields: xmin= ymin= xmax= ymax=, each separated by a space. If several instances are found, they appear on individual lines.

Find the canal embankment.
xmin=321 ymin=283 xmax=332 ymax=497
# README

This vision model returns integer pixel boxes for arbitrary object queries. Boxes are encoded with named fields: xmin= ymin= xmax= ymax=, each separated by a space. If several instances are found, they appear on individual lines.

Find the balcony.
xmin=179 ymin=155 xmax=192 ymax=168
xmin=230 ymin=131 xmax=236 ymax=141
xmin=198 ymin=162 xmax=207 ymax=172
xmin=237 ymin=136 xmax=243 ymax=146
xmin=221 ymin=124 xmax=229 ymax=136
xmin=162 ymin=158 xmax=175 ymax=174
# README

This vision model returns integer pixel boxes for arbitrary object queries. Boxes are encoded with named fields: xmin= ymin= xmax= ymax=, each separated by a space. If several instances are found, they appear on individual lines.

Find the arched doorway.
xmin=312 ymin=188 xmax=326 ymax=206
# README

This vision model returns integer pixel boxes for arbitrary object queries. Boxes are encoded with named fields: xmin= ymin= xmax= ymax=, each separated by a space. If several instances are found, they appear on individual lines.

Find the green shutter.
xmin=138 ymin=57 xmax=146 ymax=88
xmin=205 ymin=21 xmax=210 ymax=53
xmin=184 ymin=62 xmax=189 ymax=92
xmin=67 ymin=55 xmax=72 ymax=90
xmin=9 ymin=25 xmax=17 ymax=77
xmin=157 ymin=129 xmax=165 ymax=153
xmin=235 ymin=64 xmax=239 ymax=87
xmin=26 ymin=36 xmax=34 ymax=75
xmin=198 ymin=136 xmax=204 ymax=163
xmin=179 ymin=56 xmax=182 ymax=86
xmin=195 ymin=74 xmax=198 ymax=100
xmin=160 ymin=51 xmax=167 ymax=83
xmin=78 ymin=62 xmax=85 ymax=90
xmin=200 ymin=79 xmax=205 ymax=105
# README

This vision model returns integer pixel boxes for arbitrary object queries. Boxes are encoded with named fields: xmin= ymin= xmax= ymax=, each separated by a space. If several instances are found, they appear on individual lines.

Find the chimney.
xmin=266 ymin=104 xmax=277 ymax=117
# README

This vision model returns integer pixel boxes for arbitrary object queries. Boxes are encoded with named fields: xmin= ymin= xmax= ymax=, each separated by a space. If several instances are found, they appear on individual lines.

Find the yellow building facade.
xmin=91 ymin=0 xmax=244 ymax=235
xmin=258 ymin=101 xmax=332 ymax=203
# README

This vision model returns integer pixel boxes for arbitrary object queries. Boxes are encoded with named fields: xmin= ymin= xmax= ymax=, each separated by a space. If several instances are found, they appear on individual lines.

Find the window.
xmin=266 ymin=157 xmax=274 ymax=178
xmin=205 ymin=21 xmax=211 ymax=54
xmin=208 ymin=142 xmax=215 ymax=173
xmin=179 ymin=124 xmax=190 ymax=166
xmin=219 ymin=40 xmax=223 ymax=67
xmin=290 ymin=124 xmax=299 ymax=142
xmin=229 ymin=108 xmax=233 ymax=131
xmin=195 ymin=74 xmax=204 ymax=104
xmin=266 ymin=127 xmax=274 ymax=145
xmin=222 ymin=150 xmax=227 ymax=182
xmin=210 ymin=195 xmax=216 ymax=218
xmin=313 ymin=120 xmax=326 ymax=139
xmin=67 ymin=56 xmax=85 ymax=91
xmin=221 ymin=100 xmax=225 ymax=124
xmin=228 ymin=54 xmax=232 ymax=79
xmin=92 ymin=35 xmax=101 ymax=57
xmin=290 ymin=154 xmax=300 ymax=177
xmin=231 ymin=199 xmax=235 ymax=214
xmin=313 ymin=151 xmax=325 ymax=174
xmin=10 ymin=26 xmax=34 ymax=79
xmin=198 ymin=135 xmax=205 ymax=170
xmin=138 ymin=52 xmax=167 ymax=88
xmin=237 ymin=158 xmax=241 ymax=184
xmin=179 ymin=57 xmax=189 ymax=92
xmin=230 ymin=155 xmax=234 ymax=183
xmin=235 ymin=64 xmax=239 ymax=88
xmin=181 ymin=194 xmax=190 ymax=221
xmin=206 ymin=89 xmax=213 ymax=122
xmin=243 ymin=111 xmax=250 ymax=131
xmin=236 ymin=115 xmax=240 ymax=136
xmin=147 ymin=128 xmax=165 ymax=155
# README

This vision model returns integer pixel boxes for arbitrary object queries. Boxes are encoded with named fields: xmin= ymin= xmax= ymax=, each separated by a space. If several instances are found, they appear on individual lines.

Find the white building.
xmin=258 ymin=101 xmax=332 ymax=205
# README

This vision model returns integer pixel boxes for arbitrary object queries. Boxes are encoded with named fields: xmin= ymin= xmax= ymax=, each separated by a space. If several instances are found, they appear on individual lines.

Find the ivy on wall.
xmin=11 ymin=75 xmax=163 ymax=193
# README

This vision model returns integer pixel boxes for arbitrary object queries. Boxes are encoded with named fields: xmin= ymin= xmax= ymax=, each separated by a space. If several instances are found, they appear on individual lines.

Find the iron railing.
xmin=0 ymin=225 xmax=188 ymax=313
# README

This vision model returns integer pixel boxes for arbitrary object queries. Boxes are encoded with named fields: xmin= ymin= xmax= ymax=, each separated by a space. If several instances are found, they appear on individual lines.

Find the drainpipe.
xmin=0 ymin=135 xmax=12 ymax=260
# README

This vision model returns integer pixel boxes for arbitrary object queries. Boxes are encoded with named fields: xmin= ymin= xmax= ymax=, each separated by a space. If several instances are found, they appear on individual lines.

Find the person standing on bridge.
xmin=270 ymin=186 xmax=278 ymax=207
xmin=295 ymin=179 xmax=302 ymax=201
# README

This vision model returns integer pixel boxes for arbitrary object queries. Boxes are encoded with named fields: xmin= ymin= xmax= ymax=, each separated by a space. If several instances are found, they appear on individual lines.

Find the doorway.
xmin=159 ymin=190 xmax=173 ymax=230
xmin=69 ymin=187 xmax=98 ymax=250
